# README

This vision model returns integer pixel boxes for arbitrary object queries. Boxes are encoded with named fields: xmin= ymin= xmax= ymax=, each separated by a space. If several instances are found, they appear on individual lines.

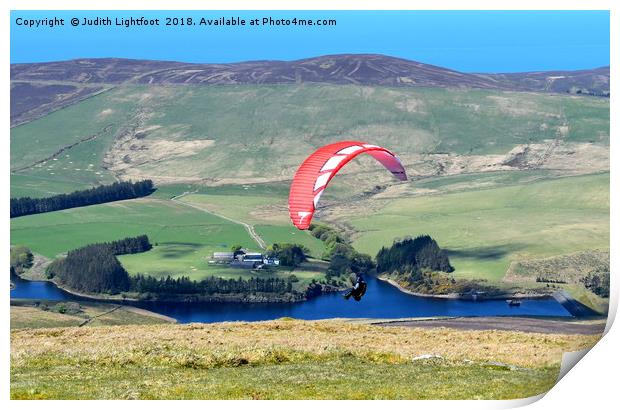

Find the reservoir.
xmin=11 ymin=274 xmax=571 ymax=323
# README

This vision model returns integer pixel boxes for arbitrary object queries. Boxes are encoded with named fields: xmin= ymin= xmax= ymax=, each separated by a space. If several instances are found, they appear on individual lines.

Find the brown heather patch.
xmin=11 ymin=320 xmax=599 ymax=369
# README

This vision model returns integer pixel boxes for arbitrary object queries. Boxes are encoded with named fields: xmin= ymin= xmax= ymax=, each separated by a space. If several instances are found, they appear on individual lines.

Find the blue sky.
xmin=10 ymin=10 xmax=609 ymax=72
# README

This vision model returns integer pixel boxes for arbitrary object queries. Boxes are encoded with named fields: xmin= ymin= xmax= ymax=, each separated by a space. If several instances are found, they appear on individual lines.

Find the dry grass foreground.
xmin=11 ymin=319 xmax=600 ymax=399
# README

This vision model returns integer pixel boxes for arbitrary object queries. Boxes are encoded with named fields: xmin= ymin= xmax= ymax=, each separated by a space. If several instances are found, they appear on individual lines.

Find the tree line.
xmin=10 ymin=180 xmax=155 ymax=218
xmin=130 ymin=274 xmax=295 ymax=295
xmin=102 ymin=234 xmax=152 ymax=255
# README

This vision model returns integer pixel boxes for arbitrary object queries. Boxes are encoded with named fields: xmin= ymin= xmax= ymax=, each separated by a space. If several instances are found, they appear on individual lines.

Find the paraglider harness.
xmin=344 ymin=275 xmax=367 ymax=302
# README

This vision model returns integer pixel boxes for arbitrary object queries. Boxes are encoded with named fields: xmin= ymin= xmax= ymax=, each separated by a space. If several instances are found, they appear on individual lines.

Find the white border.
xmin=3 ymin=1 xmax=616 ymax=409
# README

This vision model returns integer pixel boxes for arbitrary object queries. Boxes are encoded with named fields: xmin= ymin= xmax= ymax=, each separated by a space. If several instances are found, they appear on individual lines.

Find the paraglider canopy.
xmin=288 ymin=141 xmax=407 ymax=230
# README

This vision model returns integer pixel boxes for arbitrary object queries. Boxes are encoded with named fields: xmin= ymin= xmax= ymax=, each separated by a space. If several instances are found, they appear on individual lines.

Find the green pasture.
xmin=178 ymin=192 xmax=326 ymax=258
xmin=10 ymin=198 xmax=258 ymax=275
xmin=255 ymin=225 xmax=326 ymax=259
xmin=180 ymin=194 xmax=282 ymax=224
xmin=117 ymin=243 xmax=248 ymax=281
xmin=350 ymin=173 xmax=609 ymax=281
xmin=10 ymin=195 xmax=326 ymax=282
xmin=411 ymin=169 xmax=556 ymax=193
xmin=150 ymin=181 xmax=293 ymax=201
xmin=118 ymin=245 xmax=322 ymax=285
xmin=10 ymin=174 xmax=92 ymax=199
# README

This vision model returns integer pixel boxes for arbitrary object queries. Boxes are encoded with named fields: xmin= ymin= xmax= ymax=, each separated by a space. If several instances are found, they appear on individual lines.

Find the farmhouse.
xmin=210 ymin=249 xmax=279 ymax=269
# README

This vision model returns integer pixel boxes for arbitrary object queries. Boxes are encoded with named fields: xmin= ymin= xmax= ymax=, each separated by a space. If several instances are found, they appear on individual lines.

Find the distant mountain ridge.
xmin=10 ymin=54 xmax=609 ymax=127
xmin=11 ymin=54 xmax=609 ymax=95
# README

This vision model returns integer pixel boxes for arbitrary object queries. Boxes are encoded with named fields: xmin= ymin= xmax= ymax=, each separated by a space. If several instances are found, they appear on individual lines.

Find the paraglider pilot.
xmin=344 ymin=274 xmax=367 ymax=302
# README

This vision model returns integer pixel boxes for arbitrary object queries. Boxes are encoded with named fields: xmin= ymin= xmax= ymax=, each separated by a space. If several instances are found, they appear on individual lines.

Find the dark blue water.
xmin=11 ymin=274 xmax=571 ymax=323
xmin=11 ymin=275 xmax=75 ymax=300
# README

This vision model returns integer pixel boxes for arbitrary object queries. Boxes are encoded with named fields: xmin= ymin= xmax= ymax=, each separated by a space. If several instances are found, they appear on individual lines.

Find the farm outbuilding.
xmin=212 ymin=252 xmax=235 ymax=263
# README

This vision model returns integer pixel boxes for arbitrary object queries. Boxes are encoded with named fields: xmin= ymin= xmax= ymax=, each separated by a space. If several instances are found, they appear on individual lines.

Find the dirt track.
xmin=171 ymin=192 xmax=267 ymax=249
xmin=376 ymin=316 xmax=606 ymax=335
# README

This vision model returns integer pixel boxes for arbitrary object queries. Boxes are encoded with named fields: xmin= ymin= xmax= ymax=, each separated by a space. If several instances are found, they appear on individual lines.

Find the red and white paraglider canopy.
xmin=288 ymin=141 xmax=407 ymax=230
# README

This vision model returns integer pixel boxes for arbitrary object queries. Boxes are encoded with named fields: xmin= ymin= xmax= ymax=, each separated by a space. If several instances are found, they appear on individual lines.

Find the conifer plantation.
xmin=10 ymin=180 xmax=155 ymax=218
xmin=46 ymin=235 xmax=152 ymax=294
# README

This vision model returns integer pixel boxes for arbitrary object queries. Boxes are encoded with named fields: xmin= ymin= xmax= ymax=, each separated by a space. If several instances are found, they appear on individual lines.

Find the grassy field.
xmin=406 ymin=169 xmax=557 ymax=195
xmin=10 ymin=197 xmax=263 ymax=279
xmin=11 ymin=306 xmax=84 ymax=329
xmin=10 ymin=300 xmax=173 ymax=330
xmin=10 ymin=198 xmax=256 ymax=258
xmin=181 ymin=193 xmax=285 ymax=224
xmin=348 ymin=173 xmax=609 ymax=281
xmin=177 ymin=192 xmax=326 ymax=257
xmin=10 ymin=174 xmax=92 ymax=198
xmin=10 ymin=319 xmax=600 ymax=399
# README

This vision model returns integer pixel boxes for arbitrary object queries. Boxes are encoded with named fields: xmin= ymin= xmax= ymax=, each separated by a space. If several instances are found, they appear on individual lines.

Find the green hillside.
xmin=10 ymin=88 xmax=137 ymax=186
xmin=11 ymin=85 xmax=609 ymax=197
xmin=349 ymin=173 xmax=609 ymax=280
xmin=10 ymin=198 xmax=255 ymax=258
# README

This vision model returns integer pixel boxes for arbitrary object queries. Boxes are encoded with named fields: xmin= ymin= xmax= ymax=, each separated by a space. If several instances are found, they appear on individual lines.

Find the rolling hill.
xmin=11 ymin=54 xmax=609 ymax=126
